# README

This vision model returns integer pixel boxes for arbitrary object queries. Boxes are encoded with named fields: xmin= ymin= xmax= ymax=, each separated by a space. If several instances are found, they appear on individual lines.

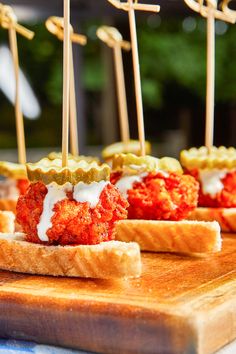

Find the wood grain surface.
xmin=0 ymin=234 xmax=235 ymax=354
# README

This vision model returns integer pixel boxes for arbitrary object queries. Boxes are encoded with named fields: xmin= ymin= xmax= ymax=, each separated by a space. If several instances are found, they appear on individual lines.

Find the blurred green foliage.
xmin=0 ymin=16 xmax=235 ymax=149
xmin=139 ymin=17 xmax=236 ymax=108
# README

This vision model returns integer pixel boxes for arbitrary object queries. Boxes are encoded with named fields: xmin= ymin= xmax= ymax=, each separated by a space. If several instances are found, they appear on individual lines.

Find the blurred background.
xmin=0 ymin=0 xmax=236 ymax=161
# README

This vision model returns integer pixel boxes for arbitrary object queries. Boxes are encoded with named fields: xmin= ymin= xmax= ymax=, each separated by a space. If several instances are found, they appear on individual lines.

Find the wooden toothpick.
xmin=0 ymin=5 xmax=35 ymax=165
xmin=46 ymin=17 xmax=87 ymax=157
xmin=184 ymin=0 xmax=235 ymax=150
xmin=107 ymin=0 xmax=160 ymax=156
xmin=205 ymin=0 xmax=215 ymax=149
xmin=69 ymin=41 xmax=79 ymax=156
xmin=97 ymin=26 xmax=131 ymax=145
xmin=62 ymin=0 xmax=70 ymax=167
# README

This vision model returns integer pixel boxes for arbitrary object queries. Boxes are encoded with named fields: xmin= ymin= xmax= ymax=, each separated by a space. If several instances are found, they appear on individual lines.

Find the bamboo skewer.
xmin=9 ymin=27 xmax=26 ymax=164
xmin=46 ymin=16 xmax=87 ymax=157
xmin=62 ymin=0 xmax=70 ymax=167
xmin=205 ymin=5 xmax=215 ymax=149
xmin=0 ymin=5 xmax=34 ymax=164
xmin=69 ymin=41 xmax=79 ymax=156
xmin=107 ymin=0 xmax=160 ymax=157
xmin=114 ymin=43 xmax=130 ymax=144
xmin=128 ymin=0 xmax=145 ymax=155
xmin=97 ymin=26 xmax=131 ymax=146
xmin=184 ymin=0 xmax=235 ymax=150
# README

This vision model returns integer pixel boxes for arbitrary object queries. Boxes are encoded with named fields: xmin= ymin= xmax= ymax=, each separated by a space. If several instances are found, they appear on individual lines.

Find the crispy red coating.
xmin=17 ymin=179 xmax=30 ymax=195
xmin=111 ymin=171 xmax=199 ymax=221
xmin=16 ymin=181 xmax=128 ymax=245
xmin=187 ymin=169 xmax=236 ymax=208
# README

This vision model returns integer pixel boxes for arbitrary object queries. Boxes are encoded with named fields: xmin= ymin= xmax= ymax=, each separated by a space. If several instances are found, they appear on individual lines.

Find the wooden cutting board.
xmin=0 ymin=234 xmax=235 ymax=354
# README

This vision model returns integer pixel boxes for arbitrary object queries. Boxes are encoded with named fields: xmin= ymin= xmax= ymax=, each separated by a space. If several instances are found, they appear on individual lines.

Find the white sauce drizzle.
xmin=37 ymin=180 xmax=109 ymax=241
xmin=115 ymin=173 xmax=147 ymax=198
xmin=73 ymin=181 xmax=109 ymax=208
xmin=128 ymin=164 xmax=147 ymax=171
xmin=199 ymin=169 xmax=228 ymax=197
xmin=37 ymin=182 xmax=72 ymax=242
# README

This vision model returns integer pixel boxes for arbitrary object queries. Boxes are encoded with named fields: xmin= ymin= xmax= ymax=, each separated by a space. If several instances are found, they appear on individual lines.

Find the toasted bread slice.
xmin=115 ymin=220 xmax=221 ymax=254
xmin=0 ymin=211 xmax=15 ymax=233
xmin=0 ymin=233 xmax=141 ymax=279
xmin=187 ymin=207 xmax=236 ymax=233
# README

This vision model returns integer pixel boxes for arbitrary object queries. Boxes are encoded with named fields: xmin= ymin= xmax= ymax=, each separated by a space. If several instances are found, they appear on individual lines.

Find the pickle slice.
xmin=27 ymin=158 xmax=110 ymax=185
xmin=48 ymin=152 xmax=100 ymax=164
xmin=180 ymin=146 xmax=236 ymax=169
xmin=0 ymin=161 xmax=27 ymax=179
xmin=102 ymin=140 xmax=151 ymax=161
xmin=158 ymin=157 xmax=183 ymax=173
xmin=112 ymin=153 xmax=182 ymax=174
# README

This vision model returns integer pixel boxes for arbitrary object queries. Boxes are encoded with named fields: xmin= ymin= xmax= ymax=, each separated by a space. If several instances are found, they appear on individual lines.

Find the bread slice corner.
xmin=187 ymin=207 xmax=236 ymax=233
xmin=115 ymin=219 xmax=221 ymax=254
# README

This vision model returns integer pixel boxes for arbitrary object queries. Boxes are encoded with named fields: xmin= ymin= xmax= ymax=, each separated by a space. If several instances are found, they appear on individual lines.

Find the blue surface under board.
xmin=0 ymin=339 xmax=93 ymax=354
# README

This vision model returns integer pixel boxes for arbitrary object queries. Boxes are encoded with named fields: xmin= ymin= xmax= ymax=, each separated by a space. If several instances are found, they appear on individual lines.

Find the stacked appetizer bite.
xmin=113 ymin=153 xmax=221 ymax=254
xmin=0 ymin=157 xmax=141 ymax=279
xmin=181 ymin=146 xmax=236 ymax=232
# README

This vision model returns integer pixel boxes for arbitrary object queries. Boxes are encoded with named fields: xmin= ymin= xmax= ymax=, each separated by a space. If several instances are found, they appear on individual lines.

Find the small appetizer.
xmin=0 ymin=158 xmax=142 ymax=279
xmin=181 ymin=146 xmax=236 ymax=232
xmin=102 ymin=140 xmax=151 ymax=164
xmin=112 ymin=153 xmax=221 ymax=254
xmin=0 ymin=161 xmax=29 ymax=213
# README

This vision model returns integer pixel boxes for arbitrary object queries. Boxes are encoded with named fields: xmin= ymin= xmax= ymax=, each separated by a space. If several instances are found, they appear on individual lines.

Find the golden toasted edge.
xmin=27 ymin=158 xmax=110 ymax=185
xmin=0 ymin=161 xmax=27 ymax=179
xmin=187 ymin=207 xmax=236 ymax=233
xmin=115 ymin=220 xmax=221 ymax=253
xmin=0 ymin=234 xmax=142 ymax=279
xmin=180 ymin=146 xmax=236 ymax=169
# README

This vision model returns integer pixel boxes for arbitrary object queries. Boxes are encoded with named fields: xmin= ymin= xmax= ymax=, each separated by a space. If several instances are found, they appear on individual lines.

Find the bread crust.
xmin=0 ymin=234 xmax=141 ymax=279
xmin=187 ymin=207 xmax=236 ymax=232
xmin=115 ymin=220 xmax=221 ymax=254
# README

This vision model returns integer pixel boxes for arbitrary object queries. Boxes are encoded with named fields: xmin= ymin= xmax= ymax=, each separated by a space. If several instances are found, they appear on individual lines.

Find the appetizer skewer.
xmin=0 ymin=0 xmax=141 ymax=279
xmin=11 ymin=158 xmax=141 ymax=278
xmin=106 ymin=1 xmax=222 ymax=253
xmin=182 ymin=1 xmax=236 ymax=232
